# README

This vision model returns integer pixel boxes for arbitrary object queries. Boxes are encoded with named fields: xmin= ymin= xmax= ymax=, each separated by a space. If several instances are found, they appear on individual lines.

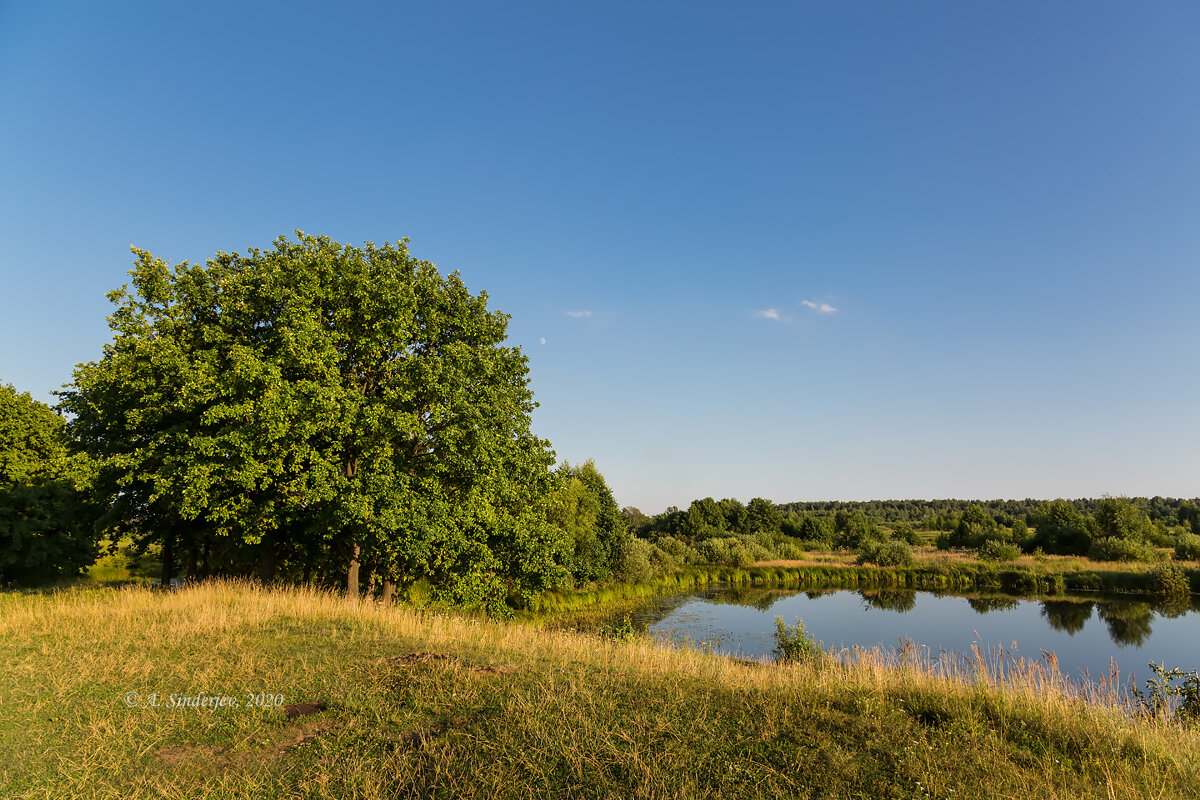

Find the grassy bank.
xmin=2 ymin=581 xmax=1198 ymax=799
xmin=528 ymin=553 xmax=1197 ymax=618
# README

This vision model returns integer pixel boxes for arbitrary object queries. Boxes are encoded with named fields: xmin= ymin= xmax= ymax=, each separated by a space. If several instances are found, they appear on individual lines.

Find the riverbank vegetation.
xmin=2 ymin=581 xmax=1198 ymax=799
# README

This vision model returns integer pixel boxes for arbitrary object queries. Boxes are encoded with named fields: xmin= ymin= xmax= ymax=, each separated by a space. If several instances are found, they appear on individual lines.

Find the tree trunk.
xmin=346 ymin=543 xmax=361 ymax=600
xmin=380 ymin=580 xmax=395 ymax=605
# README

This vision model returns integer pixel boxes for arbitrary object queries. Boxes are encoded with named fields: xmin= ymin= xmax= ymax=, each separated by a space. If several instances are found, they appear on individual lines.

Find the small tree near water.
xmin=773 ymin=617 xmax=824 ymax=664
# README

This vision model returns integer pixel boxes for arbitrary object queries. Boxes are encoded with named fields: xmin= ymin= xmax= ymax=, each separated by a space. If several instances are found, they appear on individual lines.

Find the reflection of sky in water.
xmin=630 ymin=589 xmax=1200 ymax=684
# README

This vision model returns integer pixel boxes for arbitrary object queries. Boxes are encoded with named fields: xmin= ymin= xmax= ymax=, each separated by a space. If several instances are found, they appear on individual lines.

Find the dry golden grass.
xmin=1 ymin=581 xmax=1197 ymax=799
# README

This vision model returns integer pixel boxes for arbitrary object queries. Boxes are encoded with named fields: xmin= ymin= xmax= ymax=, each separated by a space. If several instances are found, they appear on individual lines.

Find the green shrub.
xmin=856 ymin=540 xmax=914 ymax=567
xmin=1087 ymin=537 xmax=1156 ymax=563
xmin=773 ymin=616 xmax=824 ymax=664
xmin=1149 ymin=528 xmax=1176 ymax=548
xmin=1175 ymin=533 xmax=1200 ymax=562
xmin=697 ymin=537 xmax=757 ymax=568
xmin=753 ymin=530 xmax=778 ymax=551
xmin=600 ymin=613 xmax=639 ymax=641
xmin=1150 ymin=563 xmax=1191 ymax=599
xmin=890 ymin=523 xmax=920 ymax=545
xmin=647 ymin=544 xmax=678 ymax=574
xmin=775 ymin=541 xmax=805 ymax=561
xmin=977 ymin=540 xmax=1021 ymax=562
xmin=615 ymin=537 xmax=654 ymax=583
xmin=1134 ymin=661 xmax=1200 ymax=724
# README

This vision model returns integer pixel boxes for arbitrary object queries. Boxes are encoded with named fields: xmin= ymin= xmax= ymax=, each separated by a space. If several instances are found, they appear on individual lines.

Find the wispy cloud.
xmin=753 ymin=308 xmax=783 ymax=321
xmin=564 ymin=310 xmax=593 ymax=318
xmin=801 ymin=300 xmax=837 ymax=314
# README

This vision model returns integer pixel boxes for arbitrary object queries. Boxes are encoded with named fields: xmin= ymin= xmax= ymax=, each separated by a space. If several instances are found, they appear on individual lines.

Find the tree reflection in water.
xmin=967 ymin=596 xmax=1021 ymax=614
xmin=1098 ymin=601 xmax=1154 ymax=647
xmin=1040 ymin=600 xmax=1093 ymax=635
xmin=859 ymin=589 xmax=916 ymax=613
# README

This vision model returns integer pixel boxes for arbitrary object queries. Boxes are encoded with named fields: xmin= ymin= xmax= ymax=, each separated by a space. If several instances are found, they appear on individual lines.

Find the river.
xmin=624 ymin=586 xmax=1199 ymax=684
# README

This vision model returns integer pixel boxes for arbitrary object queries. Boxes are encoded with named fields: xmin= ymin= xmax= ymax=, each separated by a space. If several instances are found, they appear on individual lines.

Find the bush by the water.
xmin=773 ymin=616 xmax=824 ymax=664
xmin=856 ymin=540 xmax=914 ymax=567
xmin=1175 ymin=533 xmax=1200 ymax=562
xmin=1134 ymin=661 xmax=1200 ymax=724
xmin=1150 ymin=563 xmax=1192 ymax=599
xmin=977 ymin=540 xmax=1021 ymax=562
xmin=1087 ymin=536 xmax=1157 ymax=563
xmin=614 ymin=537 xmax=654 ymax=584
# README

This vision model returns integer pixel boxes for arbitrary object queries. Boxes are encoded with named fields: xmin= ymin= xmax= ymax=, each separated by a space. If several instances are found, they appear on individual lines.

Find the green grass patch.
xmin=1 ymin=581 xmax=1197 ymax=799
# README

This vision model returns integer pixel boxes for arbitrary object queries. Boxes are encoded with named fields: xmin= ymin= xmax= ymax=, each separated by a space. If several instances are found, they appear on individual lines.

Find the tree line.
xmin=621 ymin=493 xmax=1200 ymax=571
xmin=3 ymin=233 xmax=1198 ymax=603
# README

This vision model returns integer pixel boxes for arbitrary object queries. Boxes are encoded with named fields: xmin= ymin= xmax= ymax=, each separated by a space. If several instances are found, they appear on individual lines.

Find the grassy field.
xmin=2 ymin=581 xmax=1198 ymax=799
xmin=758 ymin=544 xmax=1184 ymax=575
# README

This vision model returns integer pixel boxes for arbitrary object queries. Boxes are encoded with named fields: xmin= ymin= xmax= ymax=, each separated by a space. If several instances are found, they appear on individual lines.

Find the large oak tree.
xmin=62 ymin=233 xmax=569 ymax=606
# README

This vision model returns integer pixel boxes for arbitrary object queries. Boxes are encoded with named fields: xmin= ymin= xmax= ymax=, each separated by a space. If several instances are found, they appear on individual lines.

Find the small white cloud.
xmin=539 ymin=337 xmax=546 ymax=345
xmin=564 ymin=310 xmax=593 ymax=318
xmin=753 ymin=308 xmax=782 ymax=321
xmin=801 ymin=300 xmax=837 ymax=314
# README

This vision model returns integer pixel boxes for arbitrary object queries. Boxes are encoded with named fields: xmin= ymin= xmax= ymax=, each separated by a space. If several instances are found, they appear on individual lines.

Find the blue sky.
xmin=2 ymin=2 xmax=1197 ymax=512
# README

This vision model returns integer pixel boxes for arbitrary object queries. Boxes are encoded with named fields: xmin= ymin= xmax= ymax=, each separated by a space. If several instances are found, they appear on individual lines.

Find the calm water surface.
xmin=627 ymin=586 xmax=1200 ymax=684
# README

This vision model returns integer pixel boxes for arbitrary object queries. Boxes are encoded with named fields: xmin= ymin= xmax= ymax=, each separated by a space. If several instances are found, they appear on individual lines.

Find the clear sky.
xmin=2 ymin=2 xmax=1198 ymax=513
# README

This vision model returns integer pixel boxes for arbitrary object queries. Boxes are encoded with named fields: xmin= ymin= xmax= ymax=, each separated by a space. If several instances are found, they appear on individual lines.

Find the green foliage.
xmin=856 ymin=540 xmax=914 ymax=567
xmin=1179 ymin=501 xmax=1200 ymax=534
xmin=834 ymin=509 xmax=880 ymax=550
xmin=1149 ymin=563 xmax=1191 ymax=598
xmin=1011 ymin=516 xmax=1029 ymax=541
xmin=599 ymin=612 xmax=640 ymax=641
xmin=798 ymin=514 xmax=833 ymax=546
xmin=937 ymin=504 xmax=1008 ymax=550
xmin=775 ymin=540 xmax=805 ymax=560
xmin=890 ymin=522 xmax=919 ymax=545
xmin=1093 ymin=496 xmax=1152 ymax=543
xmin=976 ymin=540 xmax=1021 ymax=562
xmin=613 ymin=536 xmax=654 ymax=584
xmin=61 ymin=234 xmax=568 ymax=604
xmin=773 ymin=616 xmax=824 ymax=664
xmin=682 ymin=497 xmax=725 ymax=543
xmin=0 ymin=384 xmax=98 ymax=584
xmin=650 ymin=535 xmax=692 ymax=568
xmin=1087 ymin=537 xmax=1156 ymax=563
xmin=718 ymin=497 xmax=749 ymax=533
xmin=1134 ymin=662 xmax=1200 ymax=724
xmin=746 ymin=497 xmax=783 ymax=533
xmin=1174 ymin=533 xmax=1200 ymax=562
xmin=697 ymin=536 xmax=757 ymax=568
xmin=1026 ymin=500 xmax=1092 ymax=556
xmin=779 ymin=510 xmax=805 ymax=537
xmin=549 ymin=459 xmax=625 ymax=584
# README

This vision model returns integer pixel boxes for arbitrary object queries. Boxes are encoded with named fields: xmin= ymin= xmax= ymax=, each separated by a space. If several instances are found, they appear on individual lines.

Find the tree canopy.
xmin=0 ymin=384 xmax=97 ymax=583
xmin=61 ymin=233 xmax=569 ymax=606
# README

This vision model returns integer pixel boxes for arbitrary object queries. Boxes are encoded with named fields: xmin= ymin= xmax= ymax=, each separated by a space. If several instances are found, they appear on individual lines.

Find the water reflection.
xmin=967 ymin=596 xmax=1021 ymax=614
xmin=622 ymin=586 xmax=1200 ymax=682
xmin=1097 ymin=602 xmax=1154 ymax=647
xmin=1041 ymin=601 xmax=1093 ymax=635
xmin=860 ymin=589 xmax=916 ymax=613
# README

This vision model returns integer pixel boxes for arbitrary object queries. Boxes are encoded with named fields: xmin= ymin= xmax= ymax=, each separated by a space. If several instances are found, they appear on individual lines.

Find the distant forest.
xmin=774 ymin=497 xmax=1198 ymax=531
